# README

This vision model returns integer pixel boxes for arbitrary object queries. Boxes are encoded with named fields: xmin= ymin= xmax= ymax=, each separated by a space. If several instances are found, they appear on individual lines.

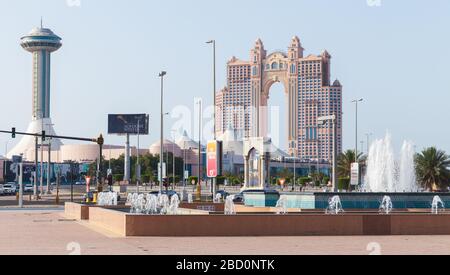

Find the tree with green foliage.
xmin=415 ymin=147 xmax=450 ymax=191
xmin=337 ymin=150 xmax=365 ymax=178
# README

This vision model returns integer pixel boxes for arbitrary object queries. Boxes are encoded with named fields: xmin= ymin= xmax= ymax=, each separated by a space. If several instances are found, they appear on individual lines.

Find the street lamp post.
xmin=136 ymin=119 xmax=141 ymax=193
xmin=318 ymin=115 xmax=337 ymax=192
xmin=196 ymin=99 xmax=202 ymax=201
xmin=206 ymin=39 xmax=217 ymax=199
xmin=159 ymin=71 xmax=167 ymax=194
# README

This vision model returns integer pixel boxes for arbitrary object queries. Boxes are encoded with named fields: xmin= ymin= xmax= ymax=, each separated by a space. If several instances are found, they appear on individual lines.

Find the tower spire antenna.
xmin=40 ymin=17 xmax=43 ymax=28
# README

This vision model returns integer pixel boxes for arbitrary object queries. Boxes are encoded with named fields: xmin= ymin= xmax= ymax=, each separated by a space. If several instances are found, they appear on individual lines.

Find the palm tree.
xmin=415 ymin=147 xmax=450 ymax=191
xmin=337 ymin=150 xmax=365 ymax=178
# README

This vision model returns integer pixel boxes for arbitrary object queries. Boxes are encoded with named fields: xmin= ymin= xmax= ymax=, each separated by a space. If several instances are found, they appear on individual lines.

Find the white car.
xmin=0 ymin=184 xmax=4 ymax=195
xmin=24 ymin=184 xmax=34 ymax=193
xmin=3 ymin=183 xmax=17 ymax=195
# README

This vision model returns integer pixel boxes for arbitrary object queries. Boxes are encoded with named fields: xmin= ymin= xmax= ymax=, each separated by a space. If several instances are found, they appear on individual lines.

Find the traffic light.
xmin=11 ymin=127 xmax=16 ymax=138
xmin=42 ymin=130 xmax=46 ymax=141
xmin=107 ymin=174 xmax=113 ymax=186
xmin=97 ymin=134 xmax=104 ymax=146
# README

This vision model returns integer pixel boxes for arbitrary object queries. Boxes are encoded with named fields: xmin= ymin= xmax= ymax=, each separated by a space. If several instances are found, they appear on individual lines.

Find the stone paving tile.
xmin=0 ymin=211 xmax=449 ymax=255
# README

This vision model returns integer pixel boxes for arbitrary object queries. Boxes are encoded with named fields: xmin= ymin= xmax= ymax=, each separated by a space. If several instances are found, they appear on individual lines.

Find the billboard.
xmin=206 ymin=141 xmax=223 ymax=178
xmin=108 ymin=114 xmax=149 ymax=135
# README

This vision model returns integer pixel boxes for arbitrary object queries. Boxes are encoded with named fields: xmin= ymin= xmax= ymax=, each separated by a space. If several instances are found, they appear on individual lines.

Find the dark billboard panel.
xmin=108 ymin=114 xmax=149 ymax=135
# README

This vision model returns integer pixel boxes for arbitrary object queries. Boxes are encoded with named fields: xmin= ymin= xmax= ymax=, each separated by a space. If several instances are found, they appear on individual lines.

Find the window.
xmin=271 ymin=62 xmax=278 ymax=70
xmin=290 ymin=64 xmax=296 ymax=74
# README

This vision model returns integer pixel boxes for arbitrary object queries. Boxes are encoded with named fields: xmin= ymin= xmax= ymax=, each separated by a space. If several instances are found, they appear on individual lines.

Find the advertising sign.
xmin=108 ymin=114 xmax=149 ymax=135
xmin=350 ymin=163 xmax=360 ymax=186
xmin=207 ymin=141 xmax=223 ymax=178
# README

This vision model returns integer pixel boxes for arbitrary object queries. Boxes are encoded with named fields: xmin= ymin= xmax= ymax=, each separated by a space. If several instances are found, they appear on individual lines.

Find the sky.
xmin=0 ymin=0 xmax=449 ymax=156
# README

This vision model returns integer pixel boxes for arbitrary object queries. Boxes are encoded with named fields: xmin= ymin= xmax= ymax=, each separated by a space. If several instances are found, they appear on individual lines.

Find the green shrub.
xmin=299 ymin=177 xmax=311 ymax=186
xmin=338 ymin=178 xmax=350 ymax=191
xmin=188 ymin=176 xmax=199 ymax=185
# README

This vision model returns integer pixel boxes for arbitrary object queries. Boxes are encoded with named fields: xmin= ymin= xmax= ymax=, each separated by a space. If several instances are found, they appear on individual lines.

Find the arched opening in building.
xmin=265 ymin=82 xmax=288 ymax=152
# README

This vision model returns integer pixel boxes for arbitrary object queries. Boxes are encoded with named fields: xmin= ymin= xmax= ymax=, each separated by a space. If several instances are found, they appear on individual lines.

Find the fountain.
xmin=364 ymin=133 xmax=418 ymax=193
xmin=158 ymin=194 xmax=170 ymax=215
xmin=379 ymin=196 xmax=393 ymax=215
xmin=326 ymin=196 xmax=344 ymax=215
xmin=97 ymin=192 xmax=118 ymax=206
xmin=188 ymin=193 xmax=193 ymax=204
xmin=225 ymin=196 xmax=236 ymax=215
xmin=144 ymin=194 xmax=158 ymax=214
xmin=168 ymin=194 xmax=180 ymax=215
xmin=275 ymin=196 xmax=288 ymax=215
xmin=431 ymin=196 xmax=445 ymax=215
xmin=214 ymin=193 xmax=222 ymax=203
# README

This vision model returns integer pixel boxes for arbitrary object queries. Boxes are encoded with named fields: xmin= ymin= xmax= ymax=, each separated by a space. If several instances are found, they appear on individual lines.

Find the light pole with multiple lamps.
xmin=159 ymin=71 xmax=167 ymax=194
xmin=318 ymin=115 xmax=337 ymax=192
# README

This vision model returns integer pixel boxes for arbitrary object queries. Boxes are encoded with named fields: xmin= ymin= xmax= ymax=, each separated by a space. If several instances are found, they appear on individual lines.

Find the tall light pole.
xmin=351 ymin=98 xmax=363 ymax=163
xmin=318 ymin=115 xmax=337 ymax=192
xmin=206 ymin=39 xmax=217 ymax=198
xmin=136 ymin=119 xmax=141 ymax=193
xmin=196 ymin=99 xmax=203 ymax=201
xmin=159 ymin=71 xmax=167 ymax=194
xmin=171 ymin=130 xmax=176 ymax=190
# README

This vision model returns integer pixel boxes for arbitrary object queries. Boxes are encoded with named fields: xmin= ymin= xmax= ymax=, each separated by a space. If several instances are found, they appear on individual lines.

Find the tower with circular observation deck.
xmin=7 ymin=25 xmax=63 ymax=159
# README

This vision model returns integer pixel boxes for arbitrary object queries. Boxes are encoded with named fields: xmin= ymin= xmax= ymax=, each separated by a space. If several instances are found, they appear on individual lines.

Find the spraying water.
xmin=431 ymin=196 xmax=445 ymax=215
xmin=225 ymin=195 xmax=236 ymax=215
xmin=379 ymin=196 xmax=393 ymax=215
xmin=188 ymin=193 xmax=194 ymax=204
xmin=326 ymin=196 xmax=344 ymax=215
xmin=214 ymin=193 xmax=222 ymax=203
xmin=97 ymin=192 xmax=118 ymax=206
xmin=168 ymin=194 xmax=180 ymax=215
xmin=275 ymin=196 xmax=288 ymax=215
xmin=364 ymin=133 xmax=417 ymax=192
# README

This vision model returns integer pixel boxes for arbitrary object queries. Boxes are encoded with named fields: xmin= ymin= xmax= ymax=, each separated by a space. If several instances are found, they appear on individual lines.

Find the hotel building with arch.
xmin=216 ymin=36 xmax=343 ymax=162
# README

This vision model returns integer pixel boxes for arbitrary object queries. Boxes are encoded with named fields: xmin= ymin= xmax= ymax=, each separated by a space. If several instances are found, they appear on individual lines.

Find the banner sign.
xmin=207 ymin=141 xmax=223 ymax=178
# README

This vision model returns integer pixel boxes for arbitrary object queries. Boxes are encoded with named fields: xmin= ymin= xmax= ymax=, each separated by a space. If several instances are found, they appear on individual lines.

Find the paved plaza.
xmin=0 ymin=209 xmax=449 ymax=255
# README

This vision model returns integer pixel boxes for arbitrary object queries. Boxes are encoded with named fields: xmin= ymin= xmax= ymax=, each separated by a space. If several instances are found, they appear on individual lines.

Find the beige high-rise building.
xmin=216 ymin=37 xmax=342 ymax=162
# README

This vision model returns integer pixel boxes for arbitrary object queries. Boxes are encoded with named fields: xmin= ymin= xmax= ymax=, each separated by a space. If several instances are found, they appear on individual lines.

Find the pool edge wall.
xmin=87 ymin=207 xmax=450 ymax=237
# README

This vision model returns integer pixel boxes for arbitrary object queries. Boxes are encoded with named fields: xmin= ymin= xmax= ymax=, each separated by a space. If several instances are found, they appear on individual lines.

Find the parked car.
xmin=0 ymin=184 xmax=4 ymax=196
xmin=3 ymin=183 xmax=17 ymax=195
xmin=215 ymin=190 xmax=230 ymax=200
xmin=24 ymin=184 xmax=34 ymax=193
xmin=232 ymin=189 xmax=279 ymax=204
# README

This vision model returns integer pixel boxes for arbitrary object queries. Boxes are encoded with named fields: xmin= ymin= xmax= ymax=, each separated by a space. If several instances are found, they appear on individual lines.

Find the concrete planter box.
xmin=86 ymin=207 xmax=450 ymax=237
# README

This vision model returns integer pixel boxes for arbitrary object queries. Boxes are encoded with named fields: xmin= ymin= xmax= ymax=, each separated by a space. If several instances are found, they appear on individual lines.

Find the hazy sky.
xmin=0 ymin=0 xmax=449 ymax=156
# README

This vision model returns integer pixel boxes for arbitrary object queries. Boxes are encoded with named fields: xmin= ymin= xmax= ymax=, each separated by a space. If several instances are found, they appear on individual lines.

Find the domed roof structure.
xmin=176 ymin=131 xmax=199 ymax=150
xmin=149 ymin=139 xmax=182 ymax=157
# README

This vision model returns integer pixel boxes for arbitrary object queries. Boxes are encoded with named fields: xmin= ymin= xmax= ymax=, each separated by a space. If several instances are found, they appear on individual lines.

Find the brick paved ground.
xmin=0 ymin=210 xmax=449 ymax=255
